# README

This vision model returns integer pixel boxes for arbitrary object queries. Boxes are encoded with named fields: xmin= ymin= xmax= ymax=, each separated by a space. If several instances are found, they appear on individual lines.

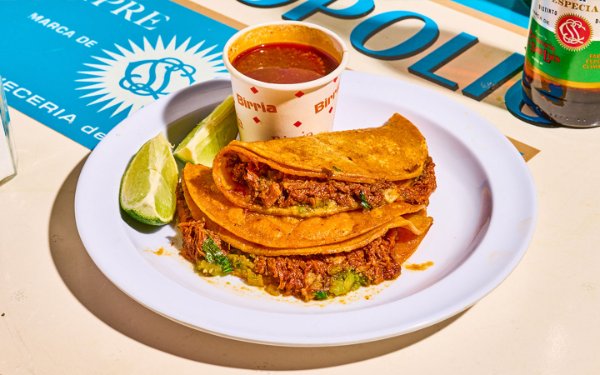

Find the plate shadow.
xmin=49 ymin=159 xmax=466 ymax=371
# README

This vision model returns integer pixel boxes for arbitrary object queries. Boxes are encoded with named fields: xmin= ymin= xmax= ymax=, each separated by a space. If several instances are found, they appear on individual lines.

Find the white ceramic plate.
xmin=75 ymin=71 xmax=536 ymax=347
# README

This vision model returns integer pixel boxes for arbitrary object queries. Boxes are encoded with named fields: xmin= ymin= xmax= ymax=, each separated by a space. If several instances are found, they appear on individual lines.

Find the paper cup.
xmin=223 ymin=21 xmax=349 ymax=141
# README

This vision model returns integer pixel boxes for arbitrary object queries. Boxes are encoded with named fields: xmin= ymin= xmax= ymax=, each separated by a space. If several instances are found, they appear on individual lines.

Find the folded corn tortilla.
xmin=212 ymin=113 xmax=433 ymax=217
xmin=181 ymin=164 xmax=432 ymax=256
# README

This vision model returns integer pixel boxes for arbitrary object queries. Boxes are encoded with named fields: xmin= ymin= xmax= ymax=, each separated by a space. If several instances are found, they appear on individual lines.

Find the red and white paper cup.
xmin=223 ymin=21 xmax=349 ymax=141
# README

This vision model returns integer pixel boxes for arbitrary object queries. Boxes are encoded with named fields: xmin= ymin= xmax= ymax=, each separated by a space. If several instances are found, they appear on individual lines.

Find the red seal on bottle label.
xmin=556 ymin=14 xmax=593 ymax=50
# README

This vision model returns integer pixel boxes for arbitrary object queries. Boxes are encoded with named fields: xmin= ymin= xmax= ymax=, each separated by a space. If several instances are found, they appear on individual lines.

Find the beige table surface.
xmin=2 ymin=1 xmax=600 ymax=374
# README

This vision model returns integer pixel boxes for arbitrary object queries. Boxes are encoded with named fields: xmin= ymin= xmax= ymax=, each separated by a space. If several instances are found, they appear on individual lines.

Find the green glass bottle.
xmin=523 ymin=0 xmax=600 ymax=127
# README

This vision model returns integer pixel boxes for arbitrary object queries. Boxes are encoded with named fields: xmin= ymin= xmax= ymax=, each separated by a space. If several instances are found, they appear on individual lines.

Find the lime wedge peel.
xmin=119 ymin=133 xmax=178 ymax=226
xmin=174 ymin=95 xmax=239 ymax=167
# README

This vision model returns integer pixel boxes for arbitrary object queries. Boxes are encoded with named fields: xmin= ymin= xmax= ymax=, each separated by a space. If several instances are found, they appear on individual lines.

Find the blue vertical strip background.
xmin=451 ymin=0 xmax=531 ymax=28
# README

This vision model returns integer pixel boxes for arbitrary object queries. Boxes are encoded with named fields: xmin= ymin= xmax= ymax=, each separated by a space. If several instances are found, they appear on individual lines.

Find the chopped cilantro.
xmin=202 ymin=237 xmax=232 ymax=274
xmin=331 ymin=165 xmax=342 ymax=172
xmin=359 ymin=191 xmax=372 ymax=210
xmin=314 ymin=290 xmax=328 ymax=300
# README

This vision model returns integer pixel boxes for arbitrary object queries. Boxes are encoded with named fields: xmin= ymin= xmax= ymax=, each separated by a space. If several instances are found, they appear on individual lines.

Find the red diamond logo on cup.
xmin=333 ymin=77 xmax=338 ymax=83
xmin=253 ymin=116 xmax=260 ymax=124
xmin=250 ymin=87 xmax=259 ymax=94
xmin=295 ymin=91 xmax=305 ymax=98
xmin=293 ymin=121 xmax=302 ymax=127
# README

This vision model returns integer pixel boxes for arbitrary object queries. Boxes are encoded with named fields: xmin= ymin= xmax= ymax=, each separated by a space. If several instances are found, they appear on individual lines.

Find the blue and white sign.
xmin=0 ymin=1 xmax=237 ymax=149
xmin=451 ymin=0 xmax=531 ymax=28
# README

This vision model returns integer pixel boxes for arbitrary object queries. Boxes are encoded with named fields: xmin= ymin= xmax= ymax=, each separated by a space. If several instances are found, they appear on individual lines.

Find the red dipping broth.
xmin=231 ymin=42 xmax=340 ymax=84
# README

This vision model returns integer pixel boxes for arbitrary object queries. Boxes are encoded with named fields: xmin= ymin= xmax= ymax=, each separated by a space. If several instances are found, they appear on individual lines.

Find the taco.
xmin=212 ymin=113 xmax=436 ymax=217
xmin=177 ymin=164 xmax=433 ymax=301
xmin=182 ymin=163 xmax=426 ymax=251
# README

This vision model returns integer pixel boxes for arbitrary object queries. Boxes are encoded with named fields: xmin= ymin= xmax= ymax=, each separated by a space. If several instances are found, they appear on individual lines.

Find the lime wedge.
xmin=119 ymin=133 xmax=178 ymax=226
xmin=174 ymin=95 xmax=238 ymax=167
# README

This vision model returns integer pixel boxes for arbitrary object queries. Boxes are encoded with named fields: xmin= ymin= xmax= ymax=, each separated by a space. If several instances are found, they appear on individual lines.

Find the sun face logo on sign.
xmin=556 ymin=14 xmax=593 ymax=51
xmin=119 ymin=57 xmax=196 ymax=99
xmin=77 ymin=37 xmax=227 ymax=117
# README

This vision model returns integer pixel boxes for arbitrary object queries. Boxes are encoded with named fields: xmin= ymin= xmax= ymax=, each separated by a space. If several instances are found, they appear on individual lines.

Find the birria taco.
xmin=178 ymin=165 xmax=433 ymax=301
xmin=212 ymin=113 xmax=436 ymax=217
xmin=175 ymin=114 xmax=436 ymax=301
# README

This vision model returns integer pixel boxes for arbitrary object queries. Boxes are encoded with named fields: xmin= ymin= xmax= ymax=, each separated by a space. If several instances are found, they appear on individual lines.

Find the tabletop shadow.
xmin=49 ymin=160 xmax=466 ymax=371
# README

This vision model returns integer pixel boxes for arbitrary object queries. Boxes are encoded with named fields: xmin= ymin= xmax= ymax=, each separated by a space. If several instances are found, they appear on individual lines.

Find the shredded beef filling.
xmin=251 ymin=230 xmax=402 ymax=300
xmin=227 ymin=155 xmax=436 ymax=210
xmin=176 ymin=190 xmax=412 ymax=301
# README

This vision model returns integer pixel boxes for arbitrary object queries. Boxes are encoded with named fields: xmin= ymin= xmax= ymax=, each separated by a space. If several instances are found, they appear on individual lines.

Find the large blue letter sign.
xmin=350 ymin=11 xmax=439 ymax=60
xmin=283 ymin=0 xmax=374 ymax=21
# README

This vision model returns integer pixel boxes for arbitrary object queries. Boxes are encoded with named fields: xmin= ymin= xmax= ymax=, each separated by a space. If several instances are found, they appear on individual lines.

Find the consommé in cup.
xmin=223 ymin=21 xmax=349 ymax=141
